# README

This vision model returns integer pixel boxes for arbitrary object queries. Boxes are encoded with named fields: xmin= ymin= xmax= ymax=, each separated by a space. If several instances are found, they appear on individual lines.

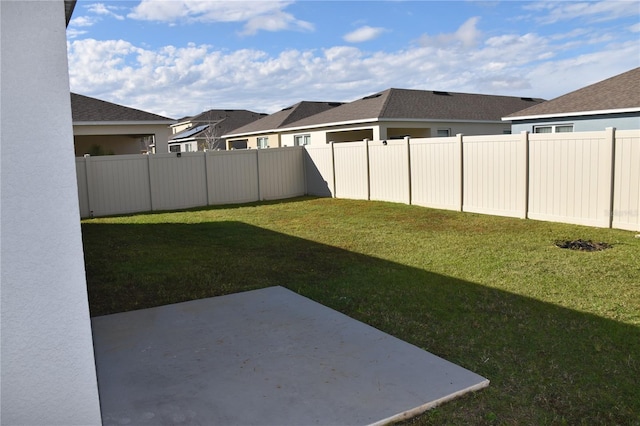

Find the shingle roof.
xmin=174 ymin=109 xmax=267 ymax=140
xmin=279 ymin=89 xmax=545 ymax=129
xmin=226 ymin=101 xmax=344 ymax=136
xmin=505 ymin=67 xmax=640 ymax=119
xmin=71 ymin=93 xmax=174 ymax=122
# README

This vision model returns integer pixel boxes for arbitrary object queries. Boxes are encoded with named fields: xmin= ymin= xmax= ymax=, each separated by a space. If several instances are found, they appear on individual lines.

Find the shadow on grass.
xmin=82 ymin=221 xmax=639 ymax=425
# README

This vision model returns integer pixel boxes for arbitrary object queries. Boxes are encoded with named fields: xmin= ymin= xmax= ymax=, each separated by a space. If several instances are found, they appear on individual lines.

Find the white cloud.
xmin=87 ymin=3 xmax=125 ymax=20
xmin=343 ymin=26 xmax=387 ymax=43
xmin=128 ymin=0 xmax=314 ymax=35
xmin=525 ymin=0 xmax=640 ymax=24
xmin=67 ymin=17 xmax=639 ymax=119
xmin=70 ymin=16 xmax=99 ymax=27
xmin=418 ymin=17 xmax=482 ymax=49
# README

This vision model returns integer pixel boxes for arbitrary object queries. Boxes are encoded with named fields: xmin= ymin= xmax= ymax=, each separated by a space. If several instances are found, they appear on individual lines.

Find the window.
xmin=184 ymin=143 xmax=192 ymax=152
xmin=169 ymin=145 xmax=180 ymax=153
xmin=534 ymin=124 xmax=573 ymax=133
xmin=257 ymin=137 xmax=269 ymax=149
xmin=556 ymin=125 xmax=574 ymax=133
xmin=294 ymin=134 xmax=311 ymax=146
xmin=436 ymin=129 xmax=451 ymax=137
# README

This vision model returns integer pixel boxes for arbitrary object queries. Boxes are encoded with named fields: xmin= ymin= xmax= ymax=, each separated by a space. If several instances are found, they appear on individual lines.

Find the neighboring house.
xmin=222 ymin=101 xmax=344 ymax=149
xmin=169 ymin=109 xmax=267 ymax=152
xmin=72 ymin=93 xmax=175 ymax=155
xmin=505 ymin=67 xmax=640 ymax=134
xmin=224 ymin=89 xmax=544 ymax=147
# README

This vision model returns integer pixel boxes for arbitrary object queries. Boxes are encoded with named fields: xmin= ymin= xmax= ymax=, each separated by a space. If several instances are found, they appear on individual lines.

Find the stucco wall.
xmin=0 ymin=1 xmax=102 ymax=424
xmin=278 ymin=121 xmax=511 ymax=146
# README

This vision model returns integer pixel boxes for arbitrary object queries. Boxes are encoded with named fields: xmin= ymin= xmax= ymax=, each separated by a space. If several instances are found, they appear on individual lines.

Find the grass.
xmin=81 ymin=197 xmax=640 ymax=425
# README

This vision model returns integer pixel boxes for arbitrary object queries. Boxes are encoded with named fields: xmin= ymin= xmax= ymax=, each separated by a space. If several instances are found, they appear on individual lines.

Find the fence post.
xmin=606 ymin=127 xmax=616 ymax=228
xmin=147 ymin=154 xmax=155 ymax=212
xmin=365 ymin=138 xmax=371 ymax=200
xmin=456 ymin=133 xmax=464 ymax=212
xmin=256 ymin=149 xmax=262 ymax=201
xmin=521 ymin=131 xmax=530 ymax=219
xmin=405 ymin=136 xmax=412 ymax=205
xmin=330 ymin=141 xmax=336 ymax=198
xmin=203 ymin=151 xmax=211 ymax=206
xmin=83 ymin=154 xmax=94 ymax=218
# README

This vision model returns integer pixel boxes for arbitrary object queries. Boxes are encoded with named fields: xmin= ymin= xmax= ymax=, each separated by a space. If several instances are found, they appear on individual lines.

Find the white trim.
xmin=224 ymin=117 xmax=504 ymax=139
xmin=74 ymin=120 xmax=175 ymax=126
xmin=503 ymin=107 xmax=640 ymax=122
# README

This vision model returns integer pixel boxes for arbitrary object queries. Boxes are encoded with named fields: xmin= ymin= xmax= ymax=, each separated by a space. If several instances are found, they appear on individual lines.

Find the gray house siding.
xmin=511 ymin=112 xmax=640 ymax=134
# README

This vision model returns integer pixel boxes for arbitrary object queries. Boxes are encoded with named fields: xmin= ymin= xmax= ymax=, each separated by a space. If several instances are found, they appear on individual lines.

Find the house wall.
xmin=171 ymin=122 xmax=192 ymax=134
xmin=1 ymin=1 xmax=102 ymax=424
xmin=278 ymin=121 xmax=512 ymax=147
xmin=227 ymin=133 xmax=281 ymax=149
xmin=511 ymin=113 xmax=640 ymax=134
xmin=75 ymin=135 xmax=150 ymax=155
xmin=380 ymin=121 xmax=512 ymax=139
xmin=74 ymin=123 xmax=172 ymax=153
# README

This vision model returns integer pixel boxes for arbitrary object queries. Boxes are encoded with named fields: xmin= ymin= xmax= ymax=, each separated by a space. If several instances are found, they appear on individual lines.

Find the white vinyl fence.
xmin=76 ymin=129 xmax=639 ymax=231
xmin=76 ymin=147 xmax=305 ymax=218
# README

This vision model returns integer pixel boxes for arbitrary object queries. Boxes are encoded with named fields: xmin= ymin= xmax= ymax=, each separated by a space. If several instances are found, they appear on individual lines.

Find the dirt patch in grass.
xmin=555 ymin=239 xmax=611 ymax=251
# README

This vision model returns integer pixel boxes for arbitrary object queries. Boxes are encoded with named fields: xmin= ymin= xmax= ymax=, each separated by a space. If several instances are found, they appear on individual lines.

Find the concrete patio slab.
xmin=92 ymin=286 xmax=488 ymax=425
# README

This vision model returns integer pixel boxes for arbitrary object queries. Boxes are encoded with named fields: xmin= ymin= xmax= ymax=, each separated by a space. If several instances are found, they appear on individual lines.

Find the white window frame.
xmin=436 ymin=128 xmax=451 ymax=137
xmin=294 ymin=134 xmax=311 ymax=146
xmin=534 ymin=124 xmax=574 ymax=133
xmin=257 ymin=137 xmax=269 ymax=149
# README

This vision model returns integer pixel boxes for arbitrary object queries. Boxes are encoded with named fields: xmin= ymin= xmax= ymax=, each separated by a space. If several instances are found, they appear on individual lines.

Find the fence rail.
xmin=76 ymin=129 xmax=639 ymax=231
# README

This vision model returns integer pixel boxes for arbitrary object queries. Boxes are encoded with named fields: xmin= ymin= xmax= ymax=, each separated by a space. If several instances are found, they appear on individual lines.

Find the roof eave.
xmin=226 ymin=117 xmax=507 ymax=137
xmin=503 ymin=107 xmax=640 ymax=122
xmin=74 ymin=120 xmax=176 ymax=126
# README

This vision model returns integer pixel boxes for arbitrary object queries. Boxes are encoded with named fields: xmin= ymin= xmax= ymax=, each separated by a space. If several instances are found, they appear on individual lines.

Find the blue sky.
xmin=67 ymin=0 xmax=640 ymax=118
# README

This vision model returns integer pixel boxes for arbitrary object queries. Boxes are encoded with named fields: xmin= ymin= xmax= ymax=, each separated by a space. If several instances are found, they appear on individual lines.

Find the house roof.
xmin=225 ymin=101 xmax=344 ymax=137
xmin=65 ymin=0 xmax=77 ymax=26
xmin=278 ymin=88 xmax=544 ymax=130
xmin=505 ymin=67 xmax=640 ymax=120
xmin=171 ymin=109 xmax=267 ymax=142
xmin=71 ymin=93 xmax=174 ymax=123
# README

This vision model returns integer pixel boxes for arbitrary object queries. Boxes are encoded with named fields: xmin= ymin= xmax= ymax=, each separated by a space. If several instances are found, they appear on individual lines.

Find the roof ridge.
xmin=377 ymin=88 xmax=396 ymax=118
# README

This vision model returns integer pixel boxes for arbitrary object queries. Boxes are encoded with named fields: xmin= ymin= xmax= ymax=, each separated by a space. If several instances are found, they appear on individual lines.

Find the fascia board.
xmin=502 ymin=107 xmax=640 ymax=122
xmin=74 ymin=120 xmax=176 ymax=126
xmin=225 ymin=117 xmax=505 ymax=138
xmin=222 ymin=129 xmax=282 ymax=139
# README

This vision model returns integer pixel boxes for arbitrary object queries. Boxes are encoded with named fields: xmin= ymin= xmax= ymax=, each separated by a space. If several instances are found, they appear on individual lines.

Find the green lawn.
xmin=81 ymin=197 xmax=640 ymax=425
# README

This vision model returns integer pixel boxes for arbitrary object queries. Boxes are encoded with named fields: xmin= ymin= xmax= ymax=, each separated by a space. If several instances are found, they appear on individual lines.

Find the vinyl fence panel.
xmin=80 ymin=155 xmax=152 ymax=217
xmin=368 ymin=139 xmax=410 ymax=204
xmin=528 ymin=131 xmax=613 ymax=228
xmin=410 ymin=137 xmax=462 ymax=211
xmin=149 ymin=153 xmax=208 ymax=211
xmin=206 ymin=150 xmax=259 ymax=205
xmin=612 ymin=129 xmax=640 ymax=231
xmin=304 ymin=144 xmax=334 ymax=197
xmin=333 ymin=141 xmax=369 ymax=200
xmin=463 ymin=134 xmax=527 ymax=218
xmin=257 ymin=147 xmax=306 ymax=200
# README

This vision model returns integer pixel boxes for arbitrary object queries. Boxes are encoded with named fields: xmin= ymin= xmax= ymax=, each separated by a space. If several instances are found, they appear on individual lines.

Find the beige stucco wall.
xmin=74 ymin=123 xmax=172 ymax=154
xmin=280 ymin=121 xmax=512 ymax=146
xmin=227 ymin=120 xmax=512 ymax=149
xmin=227 ymin=133 xmax=281 ymax=150
xmin=171 ymin=122 xmax=192 ymax=135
